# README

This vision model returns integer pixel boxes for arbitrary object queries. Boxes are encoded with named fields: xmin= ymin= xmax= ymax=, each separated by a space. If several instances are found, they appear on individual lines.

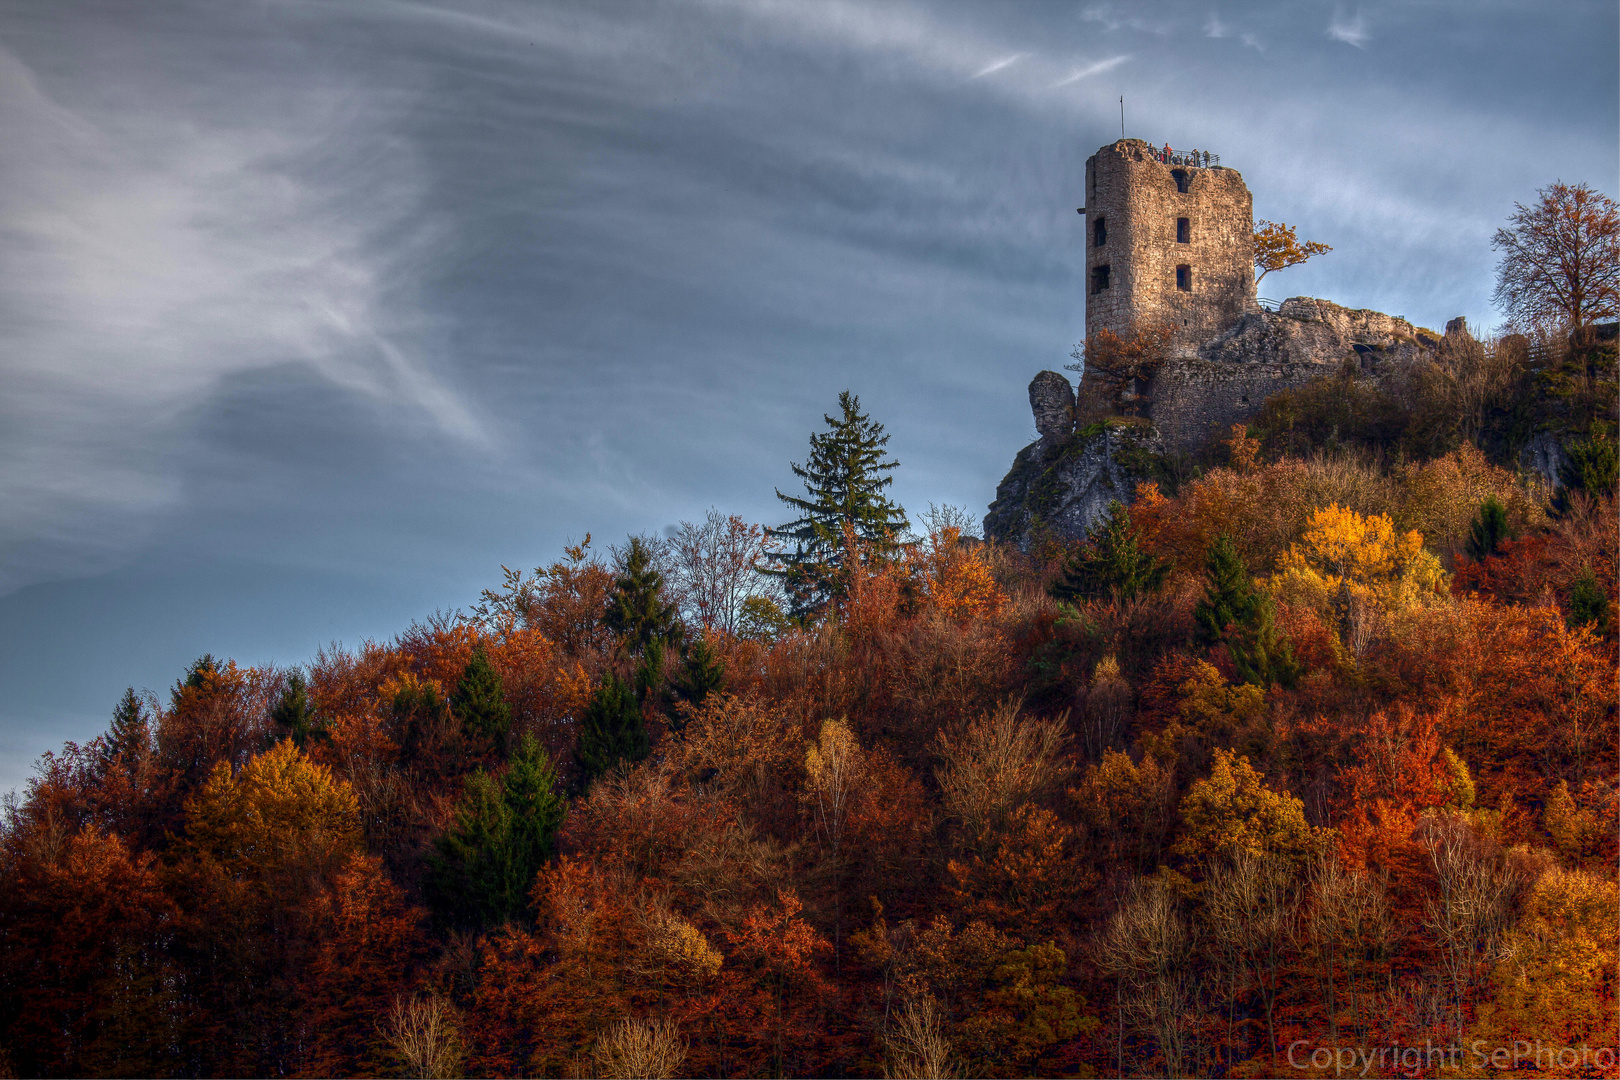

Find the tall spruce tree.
xmin=452 ymin=645 xmax=513 ymax=747
xmin=770 ymin=390 xmax=909 ymax=616
xmin=425 ymin=733 xmax=565 ymax=929
xmin=674 ymin=636 xmax=726 ymax=709
xmin=1050 ymin=500 xmax=1167 ymax=604
xmin=1465 ymin=495 xmax=1512 ymax=561
xmin=1193 ymin=534 xmax=1299 ymax=686
xmin=606 ymin=537 xmax=682 ymax=656
xmin=1193 ymin=534 xmax=1262 ymax=645
xmin=103 ymin=687 xmax=150 ymax=768
xmin=574 ymin=672 xmax=649 ymax=785
xmin=270 ymin=670 xmax=328 ymax=750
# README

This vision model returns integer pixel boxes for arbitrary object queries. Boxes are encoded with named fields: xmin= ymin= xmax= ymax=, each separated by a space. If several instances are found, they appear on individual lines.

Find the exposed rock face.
xmin=984 ymin=371 xmax=1163 ymax=547
xmin=1519 ymin=431 xmax=1569 ymax=488
xmin=1029 ymin=370 xmax=1076 ymax=441
xmin=1142 ymin=297 xmax=1445 ymax=454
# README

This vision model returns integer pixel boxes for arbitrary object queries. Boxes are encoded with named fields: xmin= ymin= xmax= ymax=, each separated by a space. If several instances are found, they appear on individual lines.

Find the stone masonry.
xmin=1083 ymin=139 xmax=1255 ymax=358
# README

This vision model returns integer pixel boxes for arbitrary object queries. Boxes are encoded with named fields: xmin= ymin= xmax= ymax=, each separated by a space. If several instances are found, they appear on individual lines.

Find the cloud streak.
xmin=1327 ymin=8 xmax=1370 ymax=48
xmin=1052 ymin=55 xmax=1132 ymax=87
xmin=973 ymin=53 xmax=1026 ymax=78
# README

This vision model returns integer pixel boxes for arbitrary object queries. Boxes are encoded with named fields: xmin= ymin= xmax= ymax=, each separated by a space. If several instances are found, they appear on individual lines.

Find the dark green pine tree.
xmin=1465 ymin=495 xmax=1512 ymax=561
xmin=425 ymin=733 xmax=566 ymax=929
xmin=574 ymin=671 xmax=649 ymax=785
xmin=1229 ymin=592 xmax=1302 ymax=688
xmin=1193 ymin=534 xmax=1263 ymax=646
xmin=674 ymin=636 xmax=726 ymax=708
xmin=1050 ymin=501 xmax=1168 ymax=604
xmin=1191 ymin=534 xmax=1300 ymax=687
xmin=270 ymin=670 xmax=329 ymax=750
xmin=453 ymin=644 xmax=513 ymax=747
xmin=1559 ymin=429 xmax=1619 ymax=501
xmin=103 ymin=687 xmax=150 ymax=768
xmin=605 ymin=537 xmax=682 ymax=656
xmin=1569 ymin=565 xmax=1614 ymax=635
xmin=770 ymin=390 xmax=909 ymax=616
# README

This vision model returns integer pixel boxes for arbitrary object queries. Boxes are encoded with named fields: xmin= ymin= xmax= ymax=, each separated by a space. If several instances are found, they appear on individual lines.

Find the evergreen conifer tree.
xmin=270 ymin=670 xmax=329 ymax=750
xmin=770 ymin=390 xmax=909 ymax=616
xmin=1191 ymin=534 xmax=1300 ymax=686
xmin=1193 ymin=534 xmax=1262 ymax=645
xmin=171 ymin=654 xmax=219 ymax=708
xmin=1569 ymin=565 xmax=1614 ymax=635
xmin=1559 ymin=429 xmax=1618 ymax=500
xmin=1050 ymin=501 xmax=1167 ymax=604
xmin=574 ymin=672 xmax=649 ymax=784
xmin=674 ymin=636 xmax=726 ymax=709
xmin=452 ymin=645 xmax=513 ymax=747
xmin=104 ymin=687 xmax=150 ymax=767
xmin=1465 ymin=495 xmax=1512 ymax=561
xmin=1229 ymin=592 xmax=1302 ymax=688
xmin=425 ymin=733 xmax=565 ymax=928
xmin=605 ymin=537 xmax=682 ymax=655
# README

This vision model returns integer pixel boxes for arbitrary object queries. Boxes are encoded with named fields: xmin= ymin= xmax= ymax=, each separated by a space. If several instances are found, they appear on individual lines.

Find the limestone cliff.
xmin=983 ymin=371 xmax=1165 ymax=547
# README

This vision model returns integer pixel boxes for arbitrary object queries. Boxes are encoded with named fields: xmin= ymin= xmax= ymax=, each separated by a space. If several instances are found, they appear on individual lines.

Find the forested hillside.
xmin=3 ymin=220 xmax=1617 ymax=1077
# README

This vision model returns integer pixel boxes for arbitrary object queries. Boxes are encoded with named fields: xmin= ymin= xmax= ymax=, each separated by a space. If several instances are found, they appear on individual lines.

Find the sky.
xmin=1 ymin=0 xmax=1615 ymax=795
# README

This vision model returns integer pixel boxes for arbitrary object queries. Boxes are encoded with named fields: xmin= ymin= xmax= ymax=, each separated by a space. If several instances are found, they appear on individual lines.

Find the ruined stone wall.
xmin=1148 ymin=359 xmax=1329 ymax=454
xmin=1083 ymin=139 xmax=1256 ymax=358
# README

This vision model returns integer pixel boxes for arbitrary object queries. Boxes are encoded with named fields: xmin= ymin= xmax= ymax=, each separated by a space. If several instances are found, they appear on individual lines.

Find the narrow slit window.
xmin=1092 ymin=264 xmax=1111 ymax=293
xmin=1172 ymin=169 xmax=1190 ymax=193
xmin=1176 ymin=217 xmax=1190 ymax=244
xmin=1094 ymin=216 xmax=1107 ymax=247
xmin=1176 ymin=265 xmax=1191 ymax=291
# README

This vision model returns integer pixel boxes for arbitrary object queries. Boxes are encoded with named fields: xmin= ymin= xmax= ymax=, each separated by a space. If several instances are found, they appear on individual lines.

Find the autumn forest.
xmin=2 ymin=197 xmax=1618 ymax=1079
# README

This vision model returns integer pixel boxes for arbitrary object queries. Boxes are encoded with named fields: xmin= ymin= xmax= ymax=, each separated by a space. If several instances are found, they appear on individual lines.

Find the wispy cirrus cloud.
xmin=0 ymin=42 xmax=483 ymax=593
xmin=1328 ymin=8 xmax=1370 ymax=47
xmin=1205 ymin=12 xmax=1229 ymax=38
xmin=1052 ymin=54 xmax=1132 ymax=87
xmin=973 ymin=53 xmax=1026 ymax=78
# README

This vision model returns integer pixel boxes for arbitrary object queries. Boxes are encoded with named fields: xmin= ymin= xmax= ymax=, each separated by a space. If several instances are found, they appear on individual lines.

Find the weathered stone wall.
xmin=1083 ymin=139 xmax=1256 ymax=359
xmin=1147 ymin=297 xmax=1445 ymax=454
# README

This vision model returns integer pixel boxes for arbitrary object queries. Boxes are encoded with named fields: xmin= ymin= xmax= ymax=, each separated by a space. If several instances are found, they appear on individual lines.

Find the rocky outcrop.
xmin=984 ymin=371 xmax=1164 ymax=547
xmin=1143 ymin=297 xmax=1446 ymax=453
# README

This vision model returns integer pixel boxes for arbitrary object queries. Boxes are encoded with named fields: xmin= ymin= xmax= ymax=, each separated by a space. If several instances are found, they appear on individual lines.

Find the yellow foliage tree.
xmin=1271 ymin=503 xmax=1447 ymax=653
xmin=1472 ymin=867 xmax=1619 ymax=1051
xmin=1253 ymin=219 xmax=1331 ymax=286
xmin=183 ymin=738 xmax=363 ymax=893
xmin=804 ymin=716 xmax=867 ymax=859
xmin=1173 ymin=748 xmax=1318 ymax=868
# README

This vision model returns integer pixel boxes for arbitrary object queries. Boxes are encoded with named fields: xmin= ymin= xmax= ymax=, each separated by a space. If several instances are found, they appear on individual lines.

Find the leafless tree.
xmin=590 ymin=1017 xmax=687 ymax=1080
xmin=884 ymin=994 xmax=958 ymax=1079
xmin=1418 ymin=811 xmax=1529 ymax=1034
xmin=382 ymin=993 xmax=464 ymax=1080
xmin=647 ymin=509 xmax=784 ymax=635
xmin=1492 ymin=181 xmax=1619 ymax=334
xmin=1096 ymin=877 xmax=1198 ymax=1078
xmin=1307 ymin=853 xmax=1395 ymax=1047
xmin=1204 ymin=851 xmax=1300 ymax=1074
xmin=934 ymin=700 xmax=1068 ymax=852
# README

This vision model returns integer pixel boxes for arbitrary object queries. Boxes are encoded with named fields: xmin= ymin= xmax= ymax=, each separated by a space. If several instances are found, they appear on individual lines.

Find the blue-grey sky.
xmin=1 ymin=0 xmax=1615 ymax=794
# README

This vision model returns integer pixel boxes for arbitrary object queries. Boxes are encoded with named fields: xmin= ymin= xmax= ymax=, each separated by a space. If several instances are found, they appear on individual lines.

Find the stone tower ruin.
xmin=1082 ymin=139 xmax=1256 ymax=358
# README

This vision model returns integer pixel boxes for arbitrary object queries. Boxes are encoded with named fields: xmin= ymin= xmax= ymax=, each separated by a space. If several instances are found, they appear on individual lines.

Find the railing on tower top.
xmin=1152 ymin=145 xmax=1219 ymax=168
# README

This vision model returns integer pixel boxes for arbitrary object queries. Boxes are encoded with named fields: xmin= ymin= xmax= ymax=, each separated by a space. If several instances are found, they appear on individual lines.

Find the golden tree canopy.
xmin=1254 ymin=219 xmax=1331 ymax=285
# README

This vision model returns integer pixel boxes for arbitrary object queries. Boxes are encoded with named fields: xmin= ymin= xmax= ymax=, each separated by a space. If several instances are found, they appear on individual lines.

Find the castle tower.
xmin=1082 ymin=139 xmax=1256 ymax=359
